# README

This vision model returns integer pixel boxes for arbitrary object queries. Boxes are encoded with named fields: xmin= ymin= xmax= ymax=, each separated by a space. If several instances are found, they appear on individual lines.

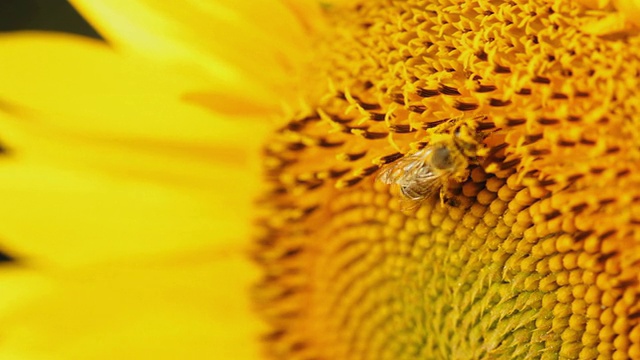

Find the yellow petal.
xmin=0 ymin=27 xmax=268 ymax=359
xmin=614 ymin=0 xmax=640 ymax=27
xmin=0 ymin=33 xmax=268 ymax=267
xmin=0 ymin=253 xmax=262 ymax=360
xmin=0 ymin=32 xmax=271 ymax=140
xmin=69 ymin=0 xmax=322 ymax=111
xmin=0 ymin=268 xmax=49 ymax=318
xmin=0 ymin=107 xmax=262 ymax=188
xmin=0 ymin=159 xmax=254 ymax=268
xmin=577 ymin=0 xmax=613 ymax=9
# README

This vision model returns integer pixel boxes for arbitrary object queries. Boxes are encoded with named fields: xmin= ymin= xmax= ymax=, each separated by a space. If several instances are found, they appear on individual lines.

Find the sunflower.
xmin=2 ymin=0 xmax=640 ymax=359
xmin=0 ymin=1 xmax=315 ymax=358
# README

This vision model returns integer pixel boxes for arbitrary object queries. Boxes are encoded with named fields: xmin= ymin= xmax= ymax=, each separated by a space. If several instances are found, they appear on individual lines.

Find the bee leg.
xmin=439 ymin=187 xmax=460 ymax=207
xmin=445 ymin=196 xmax=460 ymax=207
xmin=438 ymin=187 xmax=447 ymax=207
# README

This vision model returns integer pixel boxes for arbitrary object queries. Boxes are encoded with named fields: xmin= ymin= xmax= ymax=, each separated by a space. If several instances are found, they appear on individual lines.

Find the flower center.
xmin=255 ymin=0 xmax=640 ymax=358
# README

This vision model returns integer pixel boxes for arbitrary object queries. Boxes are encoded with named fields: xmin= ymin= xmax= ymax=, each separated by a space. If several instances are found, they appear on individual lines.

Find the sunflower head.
xmin=255 ymin=0 xmax=640 ymax=359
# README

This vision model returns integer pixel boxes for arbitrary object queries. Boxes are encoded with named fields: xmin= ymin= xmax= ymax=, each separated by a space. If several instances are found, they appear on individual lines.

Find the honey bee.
xmin=377 ymin=119 xmax=484 ymax=210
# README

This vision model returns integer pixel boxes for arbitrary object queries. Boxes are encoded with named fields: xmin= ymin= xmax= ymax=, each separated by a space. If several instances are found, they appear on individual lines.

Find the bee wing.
xmin=376 ymin=161 xmax=404 ymax=184
xmin=399 ymin=184 xmax=438 ymax=212
xmin=376 ymin=148 xmax=432 ymax=185
xmin=399 ymin=197 xmax=423 ymax=212
xmin=398 ymin=175 xmax=442 ymax=212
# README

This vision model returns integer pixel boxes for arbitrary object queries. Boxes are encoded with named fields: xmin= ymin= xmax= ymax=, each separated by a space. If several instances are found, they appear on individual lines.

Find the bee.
xmin=377 ymin=119 xmax=484 ymax=211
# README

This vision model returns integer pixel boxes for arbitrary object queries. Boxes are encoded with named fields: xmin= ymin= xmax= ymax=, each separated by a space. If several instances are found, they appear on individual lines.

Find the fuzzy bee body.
xmin=377 ymin=119 xmax=485 ymax=210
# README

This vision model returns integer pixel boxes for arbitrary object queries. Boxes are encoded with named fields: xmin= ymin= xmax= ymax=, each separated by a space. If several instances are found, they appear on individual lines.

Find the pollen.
xmin=254 ymin=0 xmax=640 ymax=359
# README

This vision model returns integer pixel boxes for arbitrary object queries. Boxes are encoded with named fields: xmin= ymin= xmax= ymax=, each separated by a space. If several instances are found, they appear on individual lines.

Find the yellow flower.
xmin=255 ymin=0 xmax=640 ymax=359
xmin=0 ymin=1 xmax=320 ymax=358
xmin=3 ymin=0 xmax=640 ymax=359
